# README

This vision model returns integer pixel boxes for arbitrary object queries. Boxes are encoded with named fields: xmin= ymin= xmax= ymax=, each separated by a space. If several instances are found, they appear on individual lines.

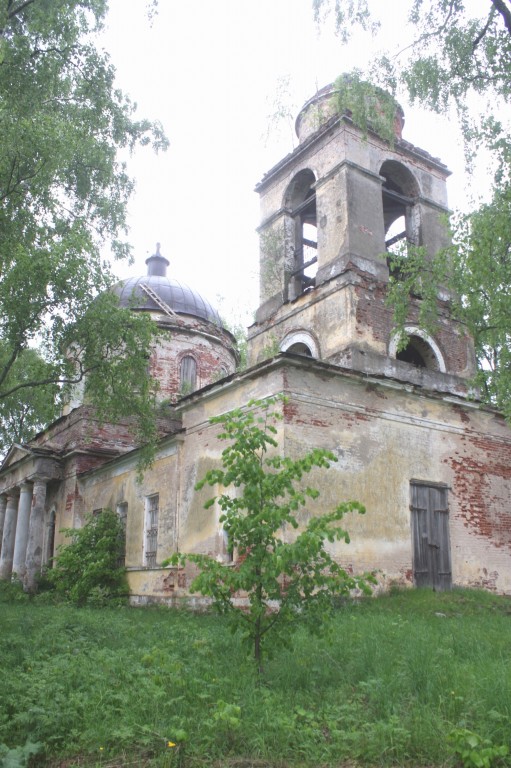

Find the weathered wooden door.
xmin=410 ymin=482 xmax=452 ymax=591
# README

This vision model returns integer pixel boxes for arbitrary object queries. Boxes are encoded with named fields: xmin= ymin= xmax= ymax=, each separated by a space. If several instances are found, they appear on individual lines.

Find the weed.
xmin=1 ymin=589 xmax=511 ymax=766
xmin=449 ymin=727 xmax=509 ymax=768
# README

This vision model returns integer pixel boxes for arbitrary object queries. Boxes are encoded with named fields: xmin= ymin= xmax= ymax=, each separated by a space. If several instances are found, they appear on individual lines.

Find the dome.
xmin=295 ymin=76 xmax=405 ymax=143
xmin=112 ymin=245 xmax=224 ymax=327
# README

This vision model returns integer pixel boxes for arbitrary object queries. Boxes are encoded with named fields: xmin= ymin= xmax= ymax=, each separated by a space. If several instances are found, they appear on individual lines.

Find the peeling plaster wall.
xmin=278 ymin=363 xmax=511 ymax=593
xmin=248 ymin=270 xmax=474 ymax=382
xmin=108 ymin=359 xmax=511 ymax=602
xmin=75 ymin=439 xmax=182 ymax=600
xmin=149 ymin=318 xmax=237 ymax=401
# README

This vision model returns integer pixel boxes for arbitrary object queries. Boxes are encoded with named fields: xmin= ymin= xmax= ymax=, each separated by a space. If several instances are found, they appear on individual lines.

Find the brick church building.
xmin=1 ymin=83 xmax=510 ymax=600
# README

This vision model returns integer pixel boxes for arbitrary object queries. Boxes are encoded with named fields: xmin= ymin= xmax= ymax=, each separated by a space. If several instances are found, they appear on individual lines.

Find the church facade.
xmin=1 ymin=83 xmax=510 ymax=600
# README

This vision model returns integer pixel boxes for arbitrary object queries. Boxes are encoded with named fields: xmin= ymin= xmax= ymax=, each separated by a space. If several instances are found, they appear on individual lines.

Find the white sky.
xmin=101 ymin=0 xmax=481 ymax=327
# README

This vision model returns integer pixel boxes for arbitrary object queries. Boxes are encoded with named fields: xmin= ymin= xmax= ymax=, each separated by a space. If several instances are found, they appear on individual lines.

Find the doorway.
xmin=410 ymin=482 xmax=452 ymax=591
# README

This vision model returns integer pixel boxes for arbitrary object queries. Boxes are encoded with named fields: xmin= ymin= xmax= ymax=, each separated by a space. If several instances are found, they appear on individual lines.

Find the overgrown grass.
xmin=1 ymin=585 xmax=511 ymax=767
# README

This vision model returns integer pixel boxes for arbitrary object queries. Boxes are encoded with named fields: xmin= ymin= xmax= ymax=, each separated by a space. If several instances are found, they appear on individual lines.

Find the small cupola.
xmin=145 ymin=242 xmax=169 ymax=277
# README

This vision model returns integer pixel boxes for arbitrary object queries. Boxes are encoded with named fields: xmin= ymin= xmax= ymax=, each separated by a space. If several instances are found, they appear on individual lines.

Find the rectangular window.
xmin=144 ymin=494 xmax=159 ymax=568
xmin=116 ymin=502 xmax=128 ymax=568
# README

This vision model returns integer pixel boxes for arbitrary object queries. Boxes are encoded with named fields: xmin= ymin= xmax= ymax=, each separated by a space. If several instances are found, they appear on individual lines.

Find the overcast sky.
xmin=101 ymin=0 xmax=478 ymax=327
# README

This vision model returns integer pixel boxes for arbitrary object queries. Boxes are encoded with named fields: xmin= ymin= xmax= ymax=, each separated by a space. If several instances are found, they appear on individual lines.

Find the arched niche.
xmin=389 ymin=327 xmax=446 ymax=373
xmin=280 ymin=330 xmax=319 ymax=359
xmin=283 ymin=169 xmax=318 ymax=299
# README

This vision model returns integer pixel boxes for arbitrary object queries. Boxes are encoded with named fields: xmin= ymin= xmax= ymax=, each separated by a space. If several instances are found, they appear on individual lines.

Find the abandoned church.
xmin=0 ymin=82 xmax=510 ymax=600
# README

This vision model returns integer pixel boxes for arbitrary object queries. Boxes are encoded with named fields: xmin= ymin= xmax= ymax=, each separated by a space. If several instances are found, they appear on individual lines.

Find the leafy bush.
xmin=48 ymin=510 xmax=128 ymax=606
xmin=0 ymin=579 xmax=29 ymax=604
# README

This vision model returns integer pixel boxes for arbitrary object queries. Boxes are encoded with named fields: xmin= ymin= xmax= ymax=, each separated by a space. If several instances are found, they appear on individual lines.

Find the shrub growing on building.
xmin=166 ymin=396 xmax=374 ymax=670
xmin=48 ymin=509 xmax=128 ymax=606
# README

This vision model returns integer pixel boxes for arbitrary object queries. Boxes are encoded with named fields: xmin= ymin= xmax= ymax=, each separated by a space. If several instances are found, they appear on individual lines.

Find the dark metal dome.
xmin=112 ymin=244 xmax=224 ymax=327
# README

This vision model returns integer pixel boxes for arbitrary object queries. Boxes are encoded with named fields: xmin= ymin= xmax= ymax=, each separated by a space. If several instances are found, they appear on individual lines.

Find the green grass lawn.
xmin=1 ymin=586 xmax=511 ymax=767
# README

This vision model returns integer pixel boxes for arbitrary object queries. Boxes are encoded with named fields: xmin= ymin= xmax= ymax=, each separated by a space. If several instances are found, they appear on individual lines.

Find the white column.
xmin=12 ymin=482 xmax=33 ymax=579
xmin=0 ymin=495 xmax=7 ymax=558
xmin=0 ymin=491 xmax=20 ymax=579
xmin=24 ymin=478 xmax=48 ymax=592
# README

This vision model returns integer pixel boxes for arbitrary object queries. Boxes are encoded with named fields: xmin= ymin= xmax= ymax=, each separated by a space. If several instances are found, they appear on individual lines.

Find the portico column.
xmin=0 ymin=495 xmax=7 ymax=558
xmin=24 ymin=478 xmax=48 ymax=592
xmin=12 ymin=482 xmax=33 ymax=579
xmin=0 ymin=491 xmax=20 ymax=579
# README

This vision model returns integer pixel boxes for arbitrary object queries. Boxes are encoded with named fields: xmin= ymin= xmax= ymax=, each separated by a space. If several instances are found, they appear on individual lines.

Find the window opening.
xmin=180 ymin=355 xmax=197 ymax=394
xmin=116 ymin=502 xmax=128 ymax=567
xmin=291 ymin=191 xmax=317 ymax=293
xmin=222 ymin=529 xmax=233 ymax=564
xmin=381 ymin=161 xmax=419 ymax=272
xmin=144 ymin=494 xmax=159 ymax=568
xmin=396 ymin=335 xmax=440 ymax=371
xmin=286 ymin=342 xmax=313 ymax=357
xmin=285 ymin=170 xmax=318 ymax=299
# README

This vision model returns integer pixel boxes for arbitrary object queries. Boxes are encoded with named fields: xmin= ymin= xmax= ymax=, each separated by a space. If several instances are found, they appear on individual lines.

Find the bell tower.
xmin=247 ymin=81 xmax=476 ymax=390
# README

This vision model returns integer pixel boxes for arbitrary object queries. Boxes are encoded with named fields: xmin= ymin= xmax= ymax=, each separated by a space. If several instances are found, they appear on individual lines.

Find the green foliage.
xmin=166 ymin=396 xmax=374 ymax=669
xmin=0 ymin=0 xmax=168 ymax=453
xmin=315 ymin=1 xmax=511 ymax=127
xmin=258 ymin=333 xmax=281 ymax=361
xmin=48 ymin=509 xmax=128 ymax=606
xmin=386 ymin=242 xmax=452 ymax=351
xmin=334 ymin=71 xmax=400 ymax=144
xmin=0 ymin=741 xmax=42 ymax=768
xmin=0 ymin=579 xmax=29 ymax=604
xmin=1 ymin=589 xmax=511 ymax=766
xmin=386 ymin=185 xmax=511 ymax=418
xmin=449 ymin=727 xmax=509 ymax=768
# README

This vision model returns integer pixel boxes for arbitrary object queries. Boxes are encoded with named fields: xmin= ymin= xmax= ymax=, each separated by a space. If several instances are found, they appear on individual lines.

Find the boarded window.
xmin=410 ymin=482 xmax=451 ymax=591
xmin=144 ymin=494 xmax=159 ymax=568
xmin=44 ymin=509 xmax=56 ymax=567
xmin=180 ymin=355 xmax=197 ymax=394
xmin=116 ymin=502 xmax=128 ymax=567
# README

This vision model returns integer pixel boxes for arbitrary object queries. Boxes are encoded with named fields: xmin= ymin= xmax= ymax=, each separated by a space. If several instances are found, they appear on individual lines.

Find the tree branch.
xmin=7 ymin=0 xmax=37 ymax=21
xmin=394 ymin=0 xmax=456 ymax=59
xmin=473 ymin=7 xmax=497 ymax=50
xmin=490 ymin=0 xmax=511 ymax=36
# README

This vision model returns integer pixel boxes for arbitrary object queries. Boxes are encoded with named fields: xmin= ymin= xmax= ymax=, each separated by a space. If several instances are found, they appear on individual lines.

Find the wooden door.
xmin=410 ymin=482 xmax=451 ymax=591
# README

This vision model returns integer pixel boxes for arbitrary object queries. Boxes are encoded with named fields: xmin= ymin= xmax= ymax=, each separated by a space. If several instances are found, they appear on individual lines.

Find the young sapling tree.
xmin=166 ymin=396 xmax=374 ymax=670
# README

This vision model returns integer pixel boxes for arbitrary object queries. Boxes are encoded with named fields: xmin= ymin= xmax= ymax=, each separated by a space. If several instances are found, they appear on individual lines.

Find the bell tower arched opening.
xmin=381 ymin=161 xmax=420 ymax=264
xmin=284 ymin=169 xmax=318 ymax=300
xmin=249 ymin=80 xmax=475 ymax=384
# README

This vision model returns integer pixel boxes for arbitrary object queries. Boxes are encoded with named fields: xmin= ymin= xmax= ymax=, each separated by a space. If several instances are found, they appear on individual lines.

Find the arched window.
xmin=380 ymin=161 xmax=420 ymax=267
xmin=284 ymin=169 xmax=318 ymax=299
xmin=389 ymin=328 xmax=446 ymax=372
xmin=287 ymin=342 xmax=312 ymax=357
xmin=179 ymin=355 xmax=197 ymax=394
xmin=280 ymin=330 xmax=319 ymax=358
